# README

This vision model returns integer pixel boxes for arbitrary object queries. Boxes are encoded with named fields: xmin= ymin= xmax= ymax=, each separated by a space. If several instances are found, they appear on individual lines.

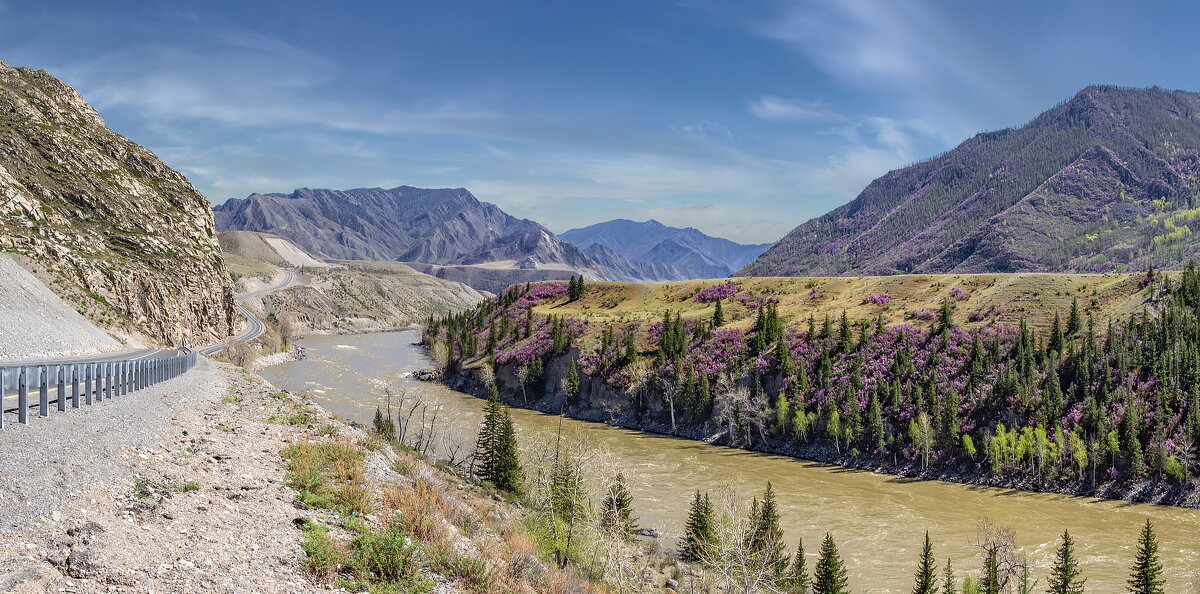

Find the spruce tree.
xmin=785 ymin=539 xmax=811 ymax=594
xmin=1067 ymin=297 xmax=1082 ymax=336
xmin=1126 ymin=519 xmax=1164 ymax=594
xmin=599 ymin=472 xmax=637 ymax=539
xmin=938 ymin=299 xmax=955 ymax=333
xmin=981 ymin=546 xmax=1000 ymax=594
xmin=565 ymin=360 xmax=581 ymax=402
xmin=475 ymin=385 xmax=522 ymax=494
xmin=752 ymin=482 xmax=789 ymax=577
xmin=681 ymin=491 xmax=716 ymax=563
xmin=1047 ymin=529 xmax=1085 ymax=594
xmin=942 ymin=559 xmax=957 ymax=594
xmin=1049 ymin=313 xmax=1065 ymax=354
xmin=912 ymin=531 xmax=937 ymax=594
xmin=813 ymin=533 xmax=849 ymax=594
xmin=713 ymin=298 xmax=725 ymax=327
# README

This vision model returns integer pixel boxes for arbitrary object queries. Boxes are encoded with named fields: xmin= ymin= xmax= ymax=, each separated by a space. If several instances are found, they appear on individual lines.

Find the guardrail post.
xmin=120 ymin=361 xmax=128 ymax=396
xmin=18 ymin=366 xmax=28 ymax=424
xmin=56 ymin=365 xmax=66 ymax=412
xmin=0 ymin=367 xmax=5 ymax=430
xmin=103 ymin=362 xmax=111 ymax=401
xmin=71 ymin=364 xmax=80 ymax=408
xmin=84 ymin=363 xmax=93 ymax=405
xmin=38 ymin=366 xmax=49 ymax=418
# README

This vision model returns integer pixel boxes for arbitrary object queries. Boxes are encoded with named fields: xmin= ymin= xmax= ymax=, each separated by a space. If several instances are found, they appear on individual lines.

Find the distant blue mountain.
xmin=561 ymin=219 xmax=771 ymax=281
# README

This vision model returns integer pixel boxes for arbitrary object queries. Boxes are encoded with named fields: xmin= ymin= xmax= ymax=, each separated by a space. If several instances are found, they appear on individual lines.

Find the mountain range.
xmin=214 ymin=188 xmax=769 ymax=289
xmin=742 ymin=85 xmax=1200 ymax=277
xmin=561 ymin=219 xmax=771 ymax=281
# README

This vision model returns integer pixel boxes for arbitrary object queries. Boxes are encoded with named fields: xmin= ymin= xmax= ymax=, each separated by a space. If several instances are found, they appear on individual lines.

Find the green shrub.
xmin=351 ymin=523 xmax=422 ymax=583
xmin=300 ymin=519 xmax=345 ymax=578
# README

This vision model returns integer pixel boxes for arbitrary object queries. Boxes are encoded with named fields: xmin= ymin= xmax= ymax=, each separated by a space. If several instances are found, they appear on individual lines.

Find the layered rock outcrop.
xmin=0 ymin=60 xmax=235 ymax=346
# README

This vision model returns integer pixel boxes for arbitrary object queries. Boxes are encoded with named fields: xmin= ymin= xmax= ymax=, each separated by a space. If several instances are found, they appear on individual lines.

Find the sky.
xmin=1 ymin=1 xmax=1198 ymax=243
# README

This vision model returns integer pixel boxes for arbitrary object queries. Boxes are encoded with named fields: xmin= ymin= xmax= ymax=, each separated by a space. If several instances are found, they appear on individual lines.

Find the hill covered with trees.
xmin=425 ymin=269 xmax=1200 ymax=506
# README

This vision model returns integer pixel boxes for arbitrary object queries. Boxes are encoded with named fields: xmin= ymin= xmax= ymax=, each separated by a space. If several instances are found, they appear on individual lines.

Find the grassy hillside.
xmin=529 ymin=272 xmax=1159 ymax=335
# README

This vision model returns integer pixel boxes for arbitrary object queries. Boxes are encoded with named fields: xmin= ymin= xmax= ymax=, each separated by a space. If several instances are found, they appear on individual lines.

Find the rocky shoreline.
xmin=432 ymin=360 xmax=1200 ymax=510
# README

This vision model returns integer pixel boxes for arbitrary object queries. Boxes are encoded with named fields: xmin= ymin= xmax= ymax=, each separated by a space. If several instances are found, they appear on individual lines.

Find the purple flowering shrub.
xmin=864 ymin=293 xmax=893 ymax=305
xmin=693 ymin=282 xmax=738 ymax=303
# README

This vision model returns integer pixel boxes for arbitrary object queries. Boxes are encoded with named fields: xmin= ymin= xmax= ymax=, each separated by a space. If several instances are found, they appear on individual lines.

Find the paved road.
xmin=1 ymin=268 xmax=299 ymax=365
xmin=1 ymin=269 xmax=300 ymax=412
xmin=198 ymin=268 xmax=298 ymax=355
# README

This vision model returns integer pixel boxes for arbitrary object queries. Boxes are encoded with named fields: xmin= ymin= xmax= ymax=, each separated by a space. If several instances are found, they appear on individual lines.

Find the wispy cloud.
xmin=747 ymin=95 xmax=841 ymax=122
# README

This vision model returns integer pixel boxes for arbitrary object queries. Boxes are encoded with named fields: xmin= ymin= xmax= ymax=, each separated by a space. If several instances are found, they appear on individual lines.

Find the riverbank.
xmin=438 ymin=358 xmax=1200 ymax=510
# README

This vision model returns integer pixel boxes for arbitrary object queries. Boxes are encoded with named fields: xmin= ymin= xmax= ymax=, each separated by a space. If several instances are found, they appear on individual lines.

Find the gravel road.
xmin=0 ymin=357 xmax=340 ymax=593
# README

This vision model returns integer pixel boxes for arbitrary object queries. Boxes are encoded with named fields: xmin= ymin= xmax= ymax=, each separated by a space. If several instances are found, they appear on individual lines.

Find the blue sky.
xmin=1 ymin=1 xmax=1196 ymax=243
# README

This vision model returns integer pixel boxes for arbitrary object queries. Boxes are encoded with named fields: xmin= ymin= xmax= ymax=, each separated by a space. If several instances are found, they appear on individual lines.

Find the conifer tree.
xmin=942 ymin=559 xmax=957 ymax=594
xmin=713 ymin=298 xmax=725 ymax=327
xmin=752 ymin=482 xmax=789 ymax=577
xmin=1047 ymin=529 xmax=1085 ymax=594
xmin=1048 ymin=313 xmax=1065 ymax=354
xmin=912 ymin=531 xmax=937 ymax=594
xmin=1126 ymin=519 xmax=1164 ymax=594
xmin=599 ymin=472 xmax=637 ymax=539
xmin=1067 ymin=297 xmax=1082 ymax=336
xmin=785 ymin=539 xmax=811 ymax=594
xmin=565 ymin=360 xmax=581 ymax=402
xmin=681 ymin=491 xmax=716 ymax=563
xmin=813 ymin=533 xmax=849 ymax=594
xmin=980 ymin=546 xmax=1000 ymax=594
xmin=475 ymin=385 xmax=522 ymax=494
xmin=938 ymin=299 xmax=955 ymax=333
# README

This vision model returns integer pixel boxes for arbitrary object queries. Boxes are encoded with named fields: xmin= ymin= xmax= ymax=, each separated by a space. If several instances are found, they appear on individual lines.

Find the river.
xmin=261 ymin=330 xmax=1200 ymax=592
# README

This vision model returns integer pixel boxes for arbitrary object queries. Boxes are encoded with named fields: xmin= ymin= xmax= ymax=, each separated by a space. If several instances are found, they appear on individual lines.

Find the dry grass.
xmin=537 ymin=272 xmax=1161 ymax=334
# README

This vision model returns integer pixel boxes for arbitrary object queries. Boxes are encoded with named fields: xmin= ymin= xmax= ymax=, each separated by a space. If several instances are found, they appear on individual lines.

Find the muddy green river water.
xmin=261 ymin=330 xmax=1200 ymax=592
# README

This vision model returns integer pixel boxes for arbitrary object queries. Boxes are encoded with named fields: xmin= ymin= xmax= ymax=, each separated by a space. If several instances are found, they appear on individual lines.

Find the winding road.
xmin=0 ymin=268 xmax=300 ymax=367
xmin=1 ymin=269 xmax=299 ymax=413
xmin=198 ymin=268 xmax=299 ymax=355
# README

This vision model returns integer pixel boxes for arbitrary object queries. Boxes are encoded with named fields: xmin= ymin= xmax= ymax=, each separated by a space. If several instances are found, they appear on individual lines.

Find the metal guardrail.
xmin=0 ymin=349 xmax=197 ymax=429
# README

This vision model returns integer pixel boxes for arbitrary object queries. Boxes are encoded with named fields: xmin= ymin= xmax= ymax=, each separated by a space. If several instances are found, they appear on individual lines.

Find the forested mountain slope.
xmin=743 ymin=86 xmax=1200 ymax=277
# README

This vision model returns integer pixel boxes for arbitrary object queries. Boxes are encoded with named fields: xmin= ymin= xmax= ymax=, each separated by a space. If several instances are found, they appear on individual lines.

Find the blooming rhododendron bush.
xmin=425 ymin=268 xmax=1200 ymax=496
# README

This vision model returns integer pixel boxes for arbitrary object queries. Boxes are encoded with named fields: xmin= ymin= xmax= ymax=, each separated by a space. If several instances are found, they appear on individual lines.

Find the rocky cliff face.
xmin=0 ymin=60 xmax=235 ymax=346
xmin=743 ymin=86 xmax=1200 ymax=277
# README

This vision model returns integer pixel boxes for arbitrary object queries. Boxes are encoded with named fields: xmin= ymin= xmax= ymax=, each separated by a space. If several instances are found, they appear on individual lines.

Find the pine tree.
xmin=938 ymin=299 xmax=955 ymax=333
xmin=813 ymin=533 xmax=849 ymax=594
xmin=681 ymin=491 xmax=716 ymax=563
xmin=1067 ymin=297 xmax=1082 ymax=336
xmin=785 ymin=539 xmax=811 ymax=594
xmin=912 ymin=531 xmax=937 ymax=594
xmin=475 ymin=386 xmax=522 ymax=494
xmin=752 ymin=482 xmax=789 ymax=577
xmin=599 ymin=472 xmax=637 ymax=539
xmin=980 ymin=546 xmax=1000 ymax=594
xmin=713 ymin=298 xmax=725 ymax=327
xmin=1049 ymin=313 xmax=1065 ymax=354
xmin=565 ymin=360 xmax=581 ymax=402
xmin=1047 ymin=529 xmax=1085 ymax=594
xmin=942 ymin=559 xmax=957 ymax=594
xmin=1126 ymin=519 xmax=1164 ymax=594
